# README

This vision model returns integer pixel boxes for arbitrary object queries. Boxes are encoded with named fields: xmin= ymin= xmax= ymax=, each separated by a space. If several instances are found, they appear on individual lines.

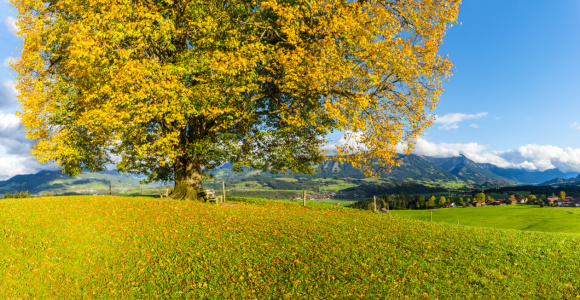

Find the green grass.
xmin=391 ymin=205 xmax=580 ymax=233
xmin=1 ymin=196 xmax=580 ymax=298
xmin=323 ymin=182 xmax=358 ymax=191
xmin=438 ymin=180 xmax=467 ymax=189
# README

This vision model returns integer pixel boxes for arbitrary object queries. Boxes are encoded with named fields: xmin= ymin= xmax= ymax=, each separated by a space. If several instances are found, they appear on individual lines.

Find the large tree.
xmin=474 ymin=192 xmax=485 ymax=203
xmin=559 ymin=191 xmax=566 ymax=200
xmin=13 ymin=0 xmax=460 ymax=200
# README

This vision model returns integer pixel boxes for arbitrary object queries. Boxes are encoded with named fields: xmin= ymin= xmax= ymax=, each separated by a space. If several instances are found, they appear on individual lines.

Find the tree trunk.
xmin=170 ymin=155 xmax=206 ymax=201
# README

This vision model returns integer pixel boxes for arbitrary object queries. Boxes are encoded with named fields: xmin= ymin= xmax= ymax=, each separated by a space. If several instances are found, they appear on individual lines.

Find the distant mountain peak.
xmin=0 ymin=169 xmax=160 ymax=195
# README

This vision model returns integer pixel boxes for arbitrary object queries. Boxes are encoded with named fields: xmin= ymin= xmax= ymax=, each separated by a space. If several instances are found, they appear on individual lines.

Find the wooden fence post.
xmin=430 ymin=210 xmax=433 ymax=222
xmin=303 ymin=190 xmax=306 ymax=207
xmin=109 ymin=181 xmax=111 ymax=196
xmin=222 ymin=181 xmax=226 ymax=203
xmin=373 ymin=196 xmax=377 ymax=212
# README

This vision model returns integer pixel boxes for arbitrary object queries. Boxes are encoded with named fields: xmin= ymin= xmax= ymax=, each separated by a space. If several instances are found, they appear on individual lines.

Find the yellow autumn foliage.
xmin=12 ymin=0 xmax=460 ymax=192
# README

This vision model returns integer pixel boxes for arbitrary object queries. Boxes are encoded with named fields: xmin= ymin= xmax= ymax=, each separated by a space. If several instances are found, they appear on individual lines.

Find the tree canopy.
xmin=427 ymin=195 xmax=436 ymax=208
xmin=559 ymin=191 xmax=566 ymax=200
xmin=474 ymin=193 xmax=485 ymax=203
xmin=13 ymin=0 xmax=460 ymax=200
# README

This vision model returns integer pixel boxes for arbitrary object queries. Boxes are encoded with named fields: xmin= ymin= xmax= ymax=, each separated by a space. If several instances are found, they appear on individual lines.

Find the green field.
xmin=1 ymin=196 xmax=580 ymax=298
xmin=391 ymin=205 xmax=580 ymax=234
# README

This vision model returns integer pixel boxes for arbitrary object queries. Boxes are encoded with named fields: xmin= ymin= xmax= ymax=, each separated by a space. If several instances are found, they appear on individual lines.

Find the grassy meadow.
xmin=391 ymin=205 xmax=580 ymax=234
xmin=1 ymin=196 xmax=580 ymax=298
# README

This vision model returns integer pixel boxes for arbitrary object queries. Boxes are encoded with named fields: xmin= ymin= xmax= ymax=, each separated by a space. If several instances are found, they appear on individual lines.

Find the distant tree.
xmin=427 ymin=196 xmax=436 ymax=208
xmin=417 ymin=196 xmax=426 ymax=209
xmin=486 ymin=195 xmax=494 ymax=202
xmin=528 ymin=195 xmax=537 ymax=202
xmin=458 ymin=197 xmax=463 ymax=204
xmin=437 ymin=196 xmax=446 ymax=207
xmin=41 ymin=191 xmax=55 ymax=197
xmin=474 ymin=193 xmax=485 ymax=203
xmin=559 ymin=191 xmax=566 ymax=200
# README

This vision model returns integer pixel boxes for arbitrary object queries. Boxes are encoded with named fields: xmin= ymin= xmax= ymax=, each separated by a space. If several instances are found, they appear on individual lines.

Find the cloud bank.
xmin=411 ymin=138 xmax=580 ymax=172
xmin=0 ymin=111 xmax=53 ymax=180
xmin=0 ymin=111 xmax=30 ymax=155
xmin=0 ymin=156 xmax=52 ymax=181
xmin=325 ymin=132 xmax=580 ymax=173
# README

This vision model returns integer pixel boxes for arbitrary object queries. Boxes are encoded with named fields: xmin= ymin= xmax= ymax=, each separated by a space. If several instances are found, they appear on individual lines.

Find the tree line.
xmin=3 ymin=191 xmax=32 ymax=199
xmin=484 ymin=185 xmax=580 ymax=198
xmin=342 ymin=182 xmax=447 ymax=197
xmin=348 ymin=193 xmax=457 ymax=211
xmin=2 ymin=191 xmax=56 ymax=199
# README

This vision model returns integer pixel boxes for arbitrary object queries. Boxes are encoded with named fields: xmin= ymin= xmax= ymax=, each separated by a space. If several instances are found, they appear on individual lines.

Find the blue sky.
xmin=432 ymin=0 xmax=580 ymax=150
xmin=1 ymin=1 xmax=580 ymax=179
xmin=330 ymin=0 xmax=580 ymax=173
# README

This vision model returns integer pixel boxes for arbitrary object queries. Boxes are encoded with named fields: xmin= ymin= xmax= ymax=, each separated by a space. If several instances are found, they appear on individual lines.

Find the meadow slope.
xmin=0 ymin=196 xmax=579 ymax=298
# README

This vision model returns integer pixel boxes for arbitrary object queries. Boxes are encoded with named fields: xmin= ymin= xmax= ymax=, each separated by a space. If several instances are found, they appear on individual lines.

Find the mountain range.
xmin=1 ymin=154 xmax=579 ymax=195
xmin=210 ymin=154 xmax=579 ymax=186
xmin=0 ymin=169 xmax=164 ymax=196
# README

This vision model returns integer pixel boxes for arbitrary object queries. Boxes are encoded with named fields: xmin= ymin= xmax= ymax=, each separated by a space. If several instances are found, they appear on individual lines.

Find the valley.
xmin=2 ymin=154 xmax=580 ymax=200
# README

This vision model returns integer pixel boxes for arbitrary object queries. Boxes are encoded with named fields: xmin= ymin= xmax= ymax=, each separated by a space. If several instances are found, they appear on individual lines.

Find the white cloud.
xmin=513 ymin=144 xmax=580 ymax=172
xmin=469 ymin=124 xmax=478 ymax=128
xmin=571 ymin=122 xmax=580 ymax=130
xmin=436 ymin=112 xmax=487 ymax=130
xmin=412 ymin=138 xmax=492 ymax=159
xmin=0 ymin=111 xmax=53 ymax=180
xmin=0 ymin=80 xmax=18 ymax=109
xmin=0 ymin=156 xmax=52 ymax=180
xmin=4 ymin=16 xmax=18 ymax=36
xmin=0 ymin=111 xmax=19 ymax=131
xmin=0 ymin=111 xmax=30 ymax=155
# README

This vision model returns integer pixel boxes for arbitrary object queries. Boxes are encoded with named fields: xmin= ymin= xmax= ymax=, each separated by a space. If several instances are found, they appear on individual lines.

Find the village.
xmin=443 ymin=195 xmax=580 ymax=208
